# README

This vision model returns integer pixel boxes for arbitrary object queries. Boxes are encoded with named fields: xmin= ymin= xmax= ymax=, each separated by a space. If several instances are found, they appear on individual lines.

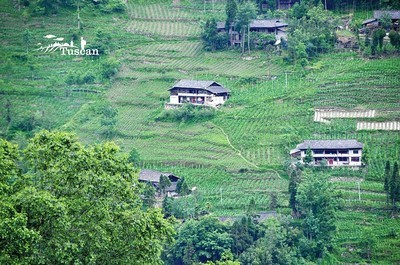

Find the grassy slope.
xmin=1 ymin=0 xmax=400 ymax=263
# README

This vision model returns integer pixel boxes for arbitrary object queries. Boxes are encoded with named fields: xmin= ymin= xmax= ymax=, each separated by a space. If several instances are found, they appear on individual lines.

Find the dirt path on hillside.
xmin=212 ymin=123 xmax=284 ymax=180
xmin=212 ymin=123 xmax=259 ymax=169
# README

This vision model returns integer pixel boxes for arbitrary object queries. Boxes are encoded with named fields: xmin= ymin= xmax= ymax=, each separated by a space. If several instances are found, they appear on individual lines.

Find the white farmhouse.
xmin=168 ymin=80 xmax=230 ymax=108
xmin=290 ymin=140 xmax=364 ymax=167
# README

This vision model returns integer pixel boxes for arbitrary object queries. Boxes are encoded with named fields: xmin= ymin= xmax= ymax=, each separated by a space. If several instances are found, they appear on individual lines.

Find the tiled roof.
xmin=139 ymin=169 xmax=179 ymax=183
xmin=250 ymin=19 xmax=288 ymax=28
xmin=139 ymin=169 xmax=164 ymax=182
xmin=217 ymin=19 xmax=288 ymax=30
xmin=374 ymin=10 xmax=400 ymax=19
xmin=296 ymin=140 xmax=363 ymax=150
xmin=207 ymin=85 xmax=230 ymax=94
xmin=170 ymin=80 xmax=230 ymax=94
xmin=172 ymin=80 xmax=216 ymax=89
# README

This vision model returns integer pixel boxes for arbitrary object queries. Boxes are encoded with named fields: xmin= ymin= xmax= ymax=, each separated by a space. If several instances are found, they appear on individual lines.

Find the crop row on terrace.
xmin=126 ymin=20 xmax=201 ymax=38
xmin=332 ymin=174 xmax=400 ymax=264
xmin=122 ymin=52 xmax=280 ymax=78
xmin=127 ymin=3 xmax=197 ymax=20
xmin=136 ymin=41 xmax=203 ymax=57
xmin=311 ymin=56 xmax=400 ymax=110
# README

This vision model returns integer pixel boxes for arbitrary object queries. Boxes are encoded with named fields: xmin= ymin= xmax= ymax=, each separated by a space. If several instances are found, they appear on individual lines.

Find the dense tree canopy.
xmin=167 ymin=217 xmax=233 ymax=265
xmin=296 ymin=172 xmax=338 ymax=259
xmin=0 ymin=131 xmax=174 ymax=264
xmin=286 ymin=3 xmax=338 ymax=64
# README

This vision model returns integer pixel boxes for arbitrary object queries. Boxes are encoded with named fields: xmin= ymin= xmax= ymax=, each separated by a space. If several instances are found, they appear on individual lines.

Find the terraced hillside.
xmin=1 ymin=1 xmax=400 ymax=262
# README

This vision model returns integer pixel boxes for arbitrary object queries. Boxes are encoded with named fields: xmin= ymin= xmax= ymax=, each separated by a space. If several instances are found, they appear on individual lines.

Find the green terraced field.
xmin=1 ymin=1 xmax=400 ymax=263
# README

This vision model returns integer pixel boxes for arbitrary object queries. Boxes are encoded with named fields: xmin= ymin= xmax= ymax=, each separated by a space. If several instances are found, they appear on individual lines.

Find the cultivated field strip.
xmin=136 ymin=41 xmax=202 ymax=57
xmin=314 ymin=108 xmax=375 ymax=123
xmin=127 ymin=3 xmax=195 ymax=20
xmin=312 ymin=55 xmax=400 ymax=109
xmin=126 ymin=20 xmax=201 ymax=38
xmin=357 ymin=121 xmax=400 ymax=131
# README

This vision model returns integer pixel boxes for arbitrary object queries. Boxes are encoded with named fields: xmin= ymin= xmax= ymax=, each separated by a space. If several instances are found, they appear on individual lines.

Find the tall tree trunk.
xmin=247 ymin=25 xmax=250 ymax=54
xmin=241 ymin=28 xmax=245 ymax=54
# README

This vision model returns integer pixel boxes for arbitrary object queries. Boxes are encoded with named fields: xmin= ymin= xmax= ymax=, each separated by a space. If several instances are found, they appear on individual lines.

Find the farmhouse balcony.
xmin=312 ymin=153 xmax=352 ymax=158
xmin=177 ymin=92 xmax=210 ymax=97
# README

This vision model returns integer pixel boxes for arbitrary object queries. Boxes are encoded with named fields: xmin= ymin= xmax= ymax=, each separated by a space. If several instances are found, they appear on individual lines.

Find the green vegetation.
xmin=1 ymin=0 xmax=400 ymax=263
xmin=0 ymin=131 xmax=173 ymax=264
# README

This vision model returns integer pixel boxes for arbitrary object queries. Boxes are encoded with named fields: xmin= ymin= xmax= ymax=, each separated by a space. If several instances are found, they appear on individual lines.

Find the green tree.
xmin=22 ymin=29 xmax=32 ymax=54
xmin=177 ymin=176 xmax=190 ymax=196
xmin=1 ymin=130 xmax=174 ymax=264
xmin=286 ymin=4 xmax=337 ymax=64
xmin=93 ymin=29 xmax=113 ymax=55
xmin=143 ymin=181 xmax=157 ymax=208
xmin=388 ymin=30 xmax=400 ymax=50
xmin=202 ymin=18 xmax=218 ymax=51
xmin=289 ymin=169 xmax=301 ymax=215
xmin=359 ymin=227 xmax=376 ymax=262
xmin=362 ymin=145 xmax=369 ymax=165
xmin=101 ymin=57 xmax=120 ymax=79
xmin=33 ymin=0 xmax=58 ymax=15
xmin=225 ymin=0 xmax=238 ymax=30
xmin=206 ymin=251 xmax=241 ymax=265
xmin=230 ymin=216 xmax=258 ymax=256
xmin=379 ymin=12 xmax=392 ymax=30
xmin=291 ymin=1 xmax=308 ymax=19
xmin=269 ymin=192 xmax=278 ymax=210
xmin=159 ymin=174 xmax=172 ymax=196
xmin=236 ymin=2 xmax=257 ymax=54
xmin=100 ymin=104 xmax=118 ymax=139
xmin=169 ymin=217 xmax=233 ymax=264
xmin=127 ymin=147 xmax=141 ymax=167
xmin=162 ymin=196 xmax=174 ymax=217
xmin=373 ymin=28 xmax=386 ymax=53
xmin=296 ymin=173 xmax=337 ymax=259
xmin=246 ymin=197 xmax=257 ymax=217
xmin=304 ymin=147 xmax=313 ymax=165
xmin=239 ymin=217 xmax=306 ymax=265
xmin=389 ymin=161 xmax=400 ymax=211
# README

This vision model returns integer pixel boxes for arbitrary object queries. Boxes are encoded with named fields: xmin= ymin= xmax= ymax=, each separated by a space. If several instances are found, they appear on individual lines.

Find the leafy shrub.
xmin=102 ymin=0 xmax=126 ymax=13
xmin=101 ymin=58 xmax=120 ymax=79
xmin=156 ymin=104 xmax=215 ymax=123
xmin=82 ymin=72 xmax=95 ymax=84
xmin=65 ymin=71 xmax=96 ymax=85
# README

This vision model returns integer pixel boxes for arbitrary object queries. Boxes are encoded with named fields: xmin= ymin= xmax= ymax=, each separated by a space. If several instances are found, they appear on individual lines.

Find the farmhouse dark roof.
xmin=374 ymin=10 xmax=400 ymax=19
xmin=362 ymin=18 xmax=378 ymax=25
xmin=295 ymin=140 xmax=363 ymax=150
xmin=139 ymin=169 xmax=164 ymax=182
xmin=250 ymin=19 xmax=288 ymax=28
xmin=170 ymin=80 xmax=230 ymax=93
xmin=207 ymin=85 xmax=229 ymax=94
xmin=139 ymin=169 xmax=179 ymax=183
xmin=172 ymin=80 xmax=216 ymax=89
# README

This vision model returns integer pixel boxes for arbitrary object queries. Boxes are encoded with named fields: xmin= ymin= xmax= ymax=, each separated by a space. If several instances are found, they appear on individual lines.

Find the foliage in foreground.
xmin=0 ymin=131 xmax=174 ymax=264
xmin=163 ymin=169 xmax=339 ymax=265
